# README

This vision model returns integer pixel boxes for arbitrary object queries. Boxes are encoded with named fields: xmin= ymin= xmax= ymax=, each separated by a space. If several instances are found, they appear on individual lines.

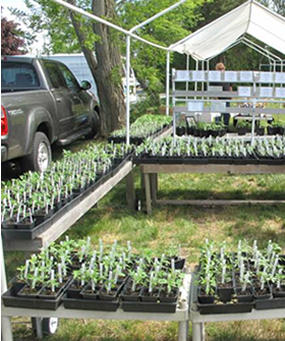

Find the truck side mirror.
xmin=81 ymin=80 xmax=91 ymax=90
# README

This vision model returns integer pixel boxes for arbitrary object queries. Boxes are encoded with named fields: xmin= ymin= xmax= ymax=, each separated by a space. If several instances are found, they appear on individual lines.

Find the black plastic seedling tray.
xmin=2 ymin=284 xmax=63 ymax=311
xmin=121 ymin=301 xmax=177 ymax=313
xmin=196 ymin=301 xmax=253 ymax=315
xmin=255 ymin=297 xmax=285 ymax=310
xmin=62 ymin=294 xmax=120 ymax=312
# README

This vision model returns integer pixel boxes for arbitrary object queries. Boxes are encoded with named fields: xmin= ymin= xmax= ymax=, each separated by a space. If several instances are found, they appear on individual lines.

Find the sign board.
xmin=224 ymin=71 xmax=237 ymax=82
xmin=275 ymin=87 xmax=285 ymax=98
xmin=187 ymin=101 xmax=204 ymax=112
xmin=276 ymin=73 xmax=285 ymax=84
xmin=175 ymin=70 xmax=191 ymax=82
xmin=259 ymin=72 xmax=274 ymax=83
xmin=208 ymin=71 xmax=221 ymax=82
xmin=239 ymin=71 xmax=253 ymax=82
xmin=259 ymin=87 xmax=273 ymax=97
xmin=211 ymin=102 xmax=226 ymax=112
xmin=191 ymin=71 xmax=205 ymax=81
xmin=238 ymin=86 xmax=252 ymax=97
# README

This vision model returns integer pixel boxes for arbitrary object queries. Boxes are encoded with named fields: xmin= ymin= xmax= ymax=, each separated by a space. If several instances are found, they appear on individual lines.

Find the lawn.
xmin=6 ymin=166 xmax=285 ymax=341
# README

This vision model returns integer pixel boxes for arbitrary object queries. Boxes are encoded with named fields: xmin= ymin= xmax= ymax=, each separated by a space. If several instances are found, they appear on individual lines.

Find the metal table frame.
xmin=140 ymin=163 xmax=285 ymax=214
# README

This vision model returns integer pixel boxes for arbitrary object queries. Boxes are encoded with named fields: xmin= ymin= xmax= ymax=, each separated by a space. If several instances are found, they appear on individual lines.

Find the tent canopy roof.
xmin=170 ymin=0 xmax=285 ymax=60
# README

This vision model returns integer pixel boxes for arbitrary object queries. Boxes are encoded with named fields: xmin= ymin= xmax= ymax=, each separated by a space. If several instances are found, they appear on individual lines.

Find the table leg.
xmin=144 ymin=173 xmax=152 ymax=215
xmin=126 ymin=170 xmax=136 ymax=210
xmin=192 ymin=322 xmax=204 ymax=341
xmin=150 ymin=174 xmax=157 ymax=205
xmin=178 ymin=321 xmax=188 ymax=341
xmin=35 ymin=318 xmax=43 ymax=339
xmin=1 ymin=317 xmax=13 ymax=341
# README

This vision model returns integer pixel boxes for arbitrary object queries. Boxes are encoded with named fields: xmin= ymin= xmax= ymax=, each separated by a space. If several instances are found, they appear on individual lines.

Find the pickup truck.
xmin=1 ymin=56 xmax=100 ymax=172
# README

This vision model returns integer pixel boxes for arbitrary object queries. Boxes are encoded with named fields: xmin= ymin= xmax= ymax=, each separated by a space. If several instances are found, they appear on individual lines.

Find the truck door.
xmin=57 ymin=63 xmax=90 ymax=130
xmin=42 ymin=60 xmax=75 ymax=138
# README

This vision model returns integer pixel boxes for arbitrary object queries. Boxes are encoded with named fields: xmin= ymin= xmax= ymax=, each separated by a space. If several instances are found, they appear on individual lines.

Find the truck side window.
xmin=58 ymin=64 xmax=80 ymax=92
xmin=43 ymin=61 xmax=66 ymax=89
xmin=1 ymin=62 xmax=40 ymax=91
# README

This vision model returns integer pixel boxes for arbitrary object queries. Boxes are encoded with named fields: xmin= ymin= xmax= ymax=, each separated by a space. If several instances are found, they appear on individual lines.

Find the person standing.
xmin=211 ymin=62 xmax=232 ymax=127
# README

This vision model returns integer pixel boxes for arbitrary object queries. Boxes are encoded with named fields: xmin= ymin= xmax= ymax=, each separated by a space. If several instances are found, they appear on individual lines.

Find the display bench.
xmin=1 ymin=272 xmax=191 ymax=341
xmin=140 ymin=163 xmax=285 ymax=214
xmin=2 ymin=161 xmax=135 ymax=252
xmin=189 ymin=278 xmax=285 ymax=341
xmin=171 ymin=69 xmax=285 ymax=143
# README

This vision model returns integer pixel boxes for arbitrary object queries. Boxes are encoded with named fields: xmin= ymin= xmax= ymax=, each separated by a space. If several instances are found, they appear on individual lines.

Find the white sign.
xmin=238 ymin=86 xmax=252 ymax=97
xmin=191 ymin=71 xmax=205 ymax=81
xmin=259 ymin=87 xmax=273 ymax=97
xmin=224 ymin=71 xmax=237 ymax=82
xmin=208 ymin=71 xmax=221 ymax=82
xmin=211 ymin=102 xmax=226 ymax=112
xmin=259 ymin=72 xmax=274 ymax=83
xmin=276 ymin=73 xmax=285 ymax=84
xmin=275 ymin=87 xmax=285 ymax=98
xmin=175 ymin=70 xmax=190 ymax=81
xmin=239 ymin=71 xmax=253 ymax=82
xmin=187 ymin=101 xmax=204 ymax=112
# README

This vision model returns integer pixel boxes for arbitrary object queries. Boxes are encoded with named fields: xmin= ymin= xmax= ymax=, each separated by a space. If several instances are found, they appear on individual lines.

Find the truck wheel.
xmin=21 ymin=132 xmax=52 ymax=173
xmin=85 ymin=110 xmax=100 ymax=139
xmin=42 ymin=317 xmax=59 ymax=335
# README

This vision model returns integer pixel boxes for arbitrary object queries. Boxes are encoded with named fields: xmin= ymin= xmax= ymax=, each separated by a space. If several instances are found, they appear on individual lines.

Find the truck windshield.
xmin=1 ymin=61 xmax=40 ymax=92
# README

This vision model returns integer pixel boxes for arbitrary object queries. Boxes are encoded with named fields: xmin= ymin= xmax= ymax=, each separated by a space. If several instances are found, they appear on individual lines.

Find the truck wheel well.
xmin=37 ymin=123 xmax=51 ymax=141
xmin=94 ymin=106 xmax=100 ymax=116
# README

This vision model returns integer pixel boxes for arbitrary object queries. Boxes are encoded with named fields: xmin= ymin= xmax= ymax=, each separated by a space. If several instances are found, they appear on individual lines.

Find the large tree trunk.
xmin=68 ymin=0 xmax=125 ymax=136
xmin=92 ymin=0 xmax=126 ymax=135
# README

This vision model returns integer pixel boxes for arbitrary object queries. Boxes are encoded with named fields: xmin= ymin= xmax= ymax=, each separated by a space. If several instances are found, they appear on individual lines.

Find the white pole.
xmin=166 ymin=51 xmax=171 ymax=116
xmin=126 ymin=35 xmax=131 ymax=145
xmin=50 ymin=0 xmax=168 ymax=51
xmin=1 ymin=237 xmax=13 ymax=341
xmin=186 ymin=54 xmax=190 ymax=100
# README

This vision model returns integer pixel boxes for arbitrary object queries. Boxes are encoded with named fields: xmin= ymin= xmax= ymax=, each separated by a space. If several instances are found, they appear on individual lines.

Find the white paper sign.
xmin=211 ymin=102 xmax=226 ymax=112
xmin=191 ymin=71 xmax=205 ymax=81
xmin=224 ymin=71 xmax=237 ymax=82
xmin=208 ymin=71 xmax=221 ymax=82
xmin=259 ymin=87 xmax=273 ymax=97
xmin=276 ymin=73 xmax=285 ymax=84
xmin=259 ymin=72 xmax=274 ymax=83
xmin=175 ymin=70 xmax=190 ymax=81
xmin=187 ymin=101 xmax=204 ymax=112
xmin=275 ymin=87 xmax=285 ymax=98
xmin=239 ymin=71 xmax=253 ymax=82
xmin=238 ymin=86 xmax=252 ymax=97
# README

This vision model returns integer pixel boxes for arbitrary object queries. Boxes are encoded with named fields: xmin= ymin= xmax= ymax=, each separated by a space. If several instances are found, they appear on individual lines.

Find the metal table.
xmin=1 ymin=274 xmax=191 ymax=341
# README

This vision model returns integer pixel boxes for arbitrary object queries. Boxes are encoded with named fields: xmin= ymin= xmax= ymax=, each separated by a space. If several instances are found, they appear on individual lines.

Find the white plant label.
xmin=275 ymin=87 xmax=285 ymax=98
xmin=259 ymin=87 xmax=273 ymax=98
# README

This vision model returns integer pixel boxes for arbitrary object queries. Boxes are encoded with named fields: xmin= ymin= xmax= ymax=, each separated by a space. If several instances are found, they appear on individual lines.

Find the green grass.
xmin=6 ymin=168 xmax=285 ymax=341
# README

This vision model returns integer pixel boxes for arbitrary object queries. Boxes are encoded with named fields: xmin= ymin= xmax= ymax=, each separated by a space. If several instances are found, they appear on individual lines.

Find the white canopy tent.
xmin=169 ymin=0 xmax=285 ymax=60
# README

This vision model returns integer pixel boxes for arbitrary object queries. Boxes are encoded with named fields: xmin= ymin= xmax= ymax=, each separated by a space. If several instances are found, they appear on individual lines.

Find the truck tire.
xmin=85 ymin=110 xmax=100 ymax=139
xmin=21 ymin=132 xmax=52 ymax=173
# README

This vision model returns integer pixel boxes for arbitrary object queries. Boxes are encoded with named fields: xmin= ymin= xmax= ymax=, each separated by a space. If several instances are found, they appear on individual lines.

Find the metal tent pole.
xmin=126 ymin=35 xmax=131 ymax=145
xmin=166 ymin=50 xmax=171 ymax=116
